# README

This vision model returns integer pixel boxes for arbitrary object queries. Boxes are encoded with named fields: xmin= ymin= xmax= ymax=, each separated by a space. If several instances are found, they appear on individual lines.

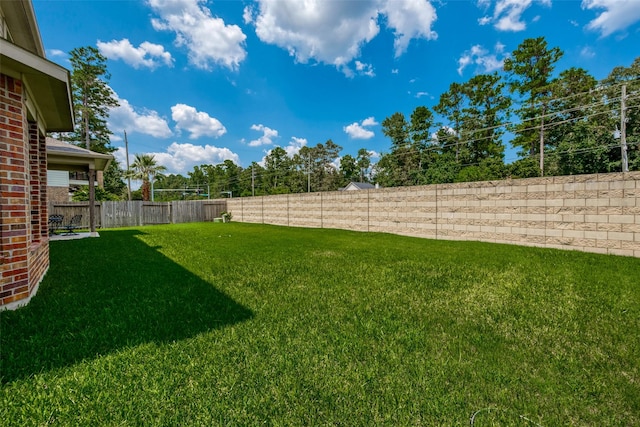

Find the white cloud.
xmin=151 ymin=142 xmax=239 ymax=175
xmin=47 ymin=49 xmax=66 ymax=58
xmin=171 ymin=104 xmax=226 ymax=139
xmin=478 ymin=0 xmax=550 ymax=32
xmin=580 ymin=46 xmax=596 ymax=58
xmin=284 ymin=136 xmax=307 ymax=157
xmin=98 ymin=39 xmax=173 ymax=69
xmin=381 ymin=0 xmax=438 ymax=57
xmin=250 ymin=0 xmax=437 ymax=73
xmin=431 ymin=125 xmax=457 ymax=141
xmin=355 ymin=61 xmax=376 ymax=77
xmin=243 ymin=5 xmax=254 ymax=24
xmin=361 ymin=117 xmax=379 ymax=127
xmin=344 ymin=116 xmax=378 ymax=140
xmin=113 ymin=147 xmax=128 ymax=168
xmin=109 ymin=95 xmax=173 ymax=138
xmin=148 ymin=0 xmax=247 ymax=70
xmin=457 ymin=42 xmax=507 ymax=75
xmin=415 ymin=91 xmax=429 ymax=98
xmin=368 ymin=150 xmax=381 ymax=160
xmin=259 ymin=136 xmax=308 ymax=166
xmin=391 ymin=68 xmax=399 ymax=74
xmin=249 ymin=124 xmax=279 ymax=147
xmin=582 ymin=0 xmax=640 ymax=37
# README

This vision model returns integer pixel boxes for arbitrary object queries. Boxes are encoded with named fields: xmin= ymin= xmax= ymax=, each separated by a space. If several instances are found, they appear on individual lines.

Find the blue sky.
xmin=33 ymin=0 xmax=640 ymax=175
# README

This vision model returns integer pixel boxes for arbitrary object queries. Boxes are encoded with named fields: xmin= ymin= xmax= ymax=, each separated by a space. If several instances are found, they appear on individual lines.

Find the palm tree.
xmin=126 ymin=154 xmax=167 ymax=201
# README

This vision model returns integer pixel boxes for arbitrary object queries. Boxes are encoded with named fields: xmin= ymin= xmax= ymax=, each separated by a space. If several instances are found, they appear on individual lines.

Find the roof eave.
xmin=0 ymin=38 xmax=74 ymax=132
xmin=1 ymin=0 xmax=45 ymax=56
xmin=47 ymin=149 xmax=113 ymax=172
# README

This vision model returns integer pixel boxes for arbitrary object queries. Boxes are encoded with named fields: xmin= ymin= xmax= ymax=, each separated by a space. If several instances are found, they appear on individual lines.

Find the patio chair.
xmin=62 ymin=214 xmax=82 ymax=235
xmin=48 ymin=214 xmax=64 ymax=235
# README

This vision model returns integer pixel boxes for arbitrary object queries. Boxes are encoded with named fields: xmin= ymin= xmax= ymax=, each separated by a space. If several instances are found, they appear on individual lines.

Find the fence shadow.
xmin=1 ymin=229 xmax=253 ymax=384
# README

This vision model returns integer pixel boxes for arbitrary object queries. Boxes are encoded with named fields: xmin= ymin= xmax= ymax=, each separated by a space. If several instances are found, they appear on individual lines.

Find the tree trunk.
xmin=142 ymin=181 xmax=150 ymax=201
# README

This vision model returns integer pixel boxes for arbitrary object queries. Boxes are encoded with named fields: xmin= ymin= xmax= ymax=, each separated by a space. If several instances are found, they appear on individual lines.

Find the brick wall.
xmin=227 ymin=172 xmax=640 ymax=258
xmin=0 ymin=73 xmax=49 ymax=309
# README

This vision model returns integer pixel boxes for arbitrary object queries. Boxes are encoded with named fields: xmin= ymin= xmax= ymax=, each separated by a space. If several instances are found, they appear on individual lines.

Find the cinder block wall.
xmin=227 ymin=172 xmax=640 ymax=257
xmin=0 ymin=74 xmax=50 ymax=309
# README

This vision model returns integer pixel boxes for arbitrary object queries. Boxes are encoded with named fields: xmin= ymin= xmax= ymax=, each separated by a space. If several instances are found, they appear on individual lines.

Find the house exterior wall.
xmin=47 ymin=186 xmax=70 ymax=203
xmin=0 ymin=73 xmax=49 ymax=309
xmin=227 ymin=172 xmax=640 ymax=258
xmin=47 ymin=170 xmax=69 ymax=187
xmin=47 ymin=170 xmax=70 ymax=203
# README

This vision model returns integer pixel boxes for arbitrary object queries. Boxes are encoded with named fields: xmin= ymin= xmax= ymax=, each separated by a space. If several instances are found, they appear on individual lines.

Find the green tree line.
xmin=62 ymin=37 xmax=639 ymax=201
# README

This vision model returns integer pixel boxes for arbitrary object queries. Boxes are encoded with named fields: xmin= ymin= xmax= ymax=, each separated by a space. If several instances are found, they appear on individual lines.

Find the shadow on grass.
xmin=1 ymin=229 xmax=253 ymax=384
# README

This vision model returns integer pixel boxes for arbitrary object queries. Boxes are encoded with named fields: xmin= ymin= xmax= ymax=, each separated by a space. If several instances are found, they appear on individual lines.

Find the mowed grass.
xmin=1 ymin=223 xmax=639 ymax=426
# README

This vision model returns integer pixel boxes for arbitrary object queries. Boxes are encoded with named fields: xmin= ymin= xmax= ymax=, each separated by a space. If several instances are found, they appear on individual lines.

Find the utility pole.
xmin=124 ymin=130 xmax=132 ymax=200
xmin=621 ymin=84 xmax=628 ymax=173
xmin=307 ymin=154 xmax=311 ymax=193
xmin=539 ymin=104 xmax=545 ymax=177
xmin=251 ymin=164 xmax=255 ymax=197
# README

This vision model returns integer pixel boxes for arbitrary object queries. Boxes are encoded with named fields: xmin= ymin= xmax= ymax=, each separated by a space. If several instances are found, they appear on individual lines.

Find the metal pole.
xmin=539 ymin=104 xmax=545 ymax=177
xmin=307 ymin=154 xmax=311 ymax=192
xmin=124 ymin=130 xmax=131 ymax=201
xmin=621 ymin=84 xmax=628 ymax=173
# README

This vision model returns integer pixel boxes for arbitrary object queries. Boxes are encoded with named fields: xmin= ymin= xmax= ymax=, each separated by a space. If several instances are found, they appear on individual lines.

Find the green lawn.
xmin=2 ymin=223 xmax=639 ymax=426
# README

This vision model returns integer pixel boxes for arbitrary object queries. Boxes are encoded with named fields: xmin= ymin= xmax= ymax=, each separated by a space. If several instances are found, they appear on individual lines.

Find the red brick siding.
xmin=29 ymin=122 xmax=41 ymax=242
xmin=39 ymin=132 xmax=48 ymax=238
xmin=0 ymin=73 xmax=50 ymax=308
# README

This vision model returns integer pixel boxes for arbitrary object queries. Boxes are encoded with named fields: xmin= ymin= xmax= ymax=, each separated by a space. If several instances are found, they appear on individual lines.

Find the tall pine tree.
xmin=66 ymin=46 xmax=119 ymax=153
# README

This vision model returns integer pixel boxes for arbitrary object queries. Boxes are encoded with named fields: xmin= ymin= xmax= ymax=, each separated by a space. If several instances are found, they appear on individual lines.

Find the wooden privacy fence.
xmin=48 ymin=200 xmax=227 ymax=229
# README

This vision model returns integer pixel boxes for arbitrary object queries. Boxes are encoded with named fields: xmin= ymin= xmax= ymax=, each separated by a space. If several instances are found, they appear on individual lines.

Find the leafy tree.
xmin=543 ymin=67 xmax=616 ymax=175
xmin=462 ymin=72 xmax=510 ymax=164
xmin=188 ymin=165 xmax=207 ymax=188
xmin=434 ymin=82 xmax=466 ymax=163
xmin=371 ymin=152 xmax=398 ymax=188
xmin=339 ymin=154 xmax=359 ymax=186
xmin=410 ymin=106 xmax=434 ymax=174
xmin=380 ymin=111 xmax=420 ymax=186
xmin=314 ymin=139 xmax=342 ymax=191
xmin=291 ymin=146 xmax=313 ymax=193
xmin=238 ymin=162 xmax=264 ymax=196
xmin=422 ymin=151 xmax=459 ymax=184
xmin=71 ymin=185 xmax=121 ymax=201
xmin=504 ymin=37 xmax=563 ymax=175
xmin=456 ymin=158 xmax=506 ymax=183
xmin=64 ymin=46 xmax=123 ymax=200
xmin=102 ymin=160 xmax=126 ymax=199
xmin=158 ymin=174 xmax=189 ymax=190
xmin=381 ymin=112 xmax=410 ymax=148
xmin=508 ymin=157 xmax=540 ymax=179
xmin=127 ymin=154 xmax=167 ymax=201
xmin=264 ymin=147 xmax=292 ymax=193
xmin=66 ymin=46 xmax=119 ymax=153
xmin=219 ymin=159 xmax=242 ymax=197
xmin=154 ymin=173 xmax=189 ymax=201
xmin=601 ymin=56 xmax=640 ymax=171
xmin=356 ymin=148 xmax=372 ymax=182
xmin=293 ymin=140 xmax=342 ymax=192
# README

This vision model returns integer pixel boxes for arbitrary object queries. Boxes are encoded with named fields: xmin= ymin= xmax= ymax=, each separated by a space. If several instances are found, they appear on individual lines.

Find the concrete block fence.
xmin=227 ymin=172 xmax=640 ymax=258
